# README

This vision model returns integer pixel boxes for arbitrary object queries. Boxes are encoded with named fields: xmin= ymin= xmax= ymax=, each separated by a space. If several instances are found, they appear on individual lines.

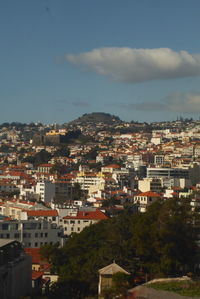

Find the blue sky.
xmin=1 ymin=0 xmax=200 ymax=123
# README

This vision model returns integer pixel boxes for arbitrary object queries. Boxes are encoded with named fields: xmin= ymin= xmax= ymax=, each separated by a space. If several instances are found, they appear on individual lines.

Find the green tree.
xmin=54 ymin=146 xmax=70 ymax=157
xmin=46 ymin=199 xmax=199 ymax=297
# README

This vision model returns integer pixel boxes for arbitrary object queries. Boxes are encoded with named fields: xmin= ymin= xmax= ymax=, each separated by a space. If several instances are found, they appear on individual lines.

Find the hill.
xmin=66 ymin=112 xmax=122 ymax=125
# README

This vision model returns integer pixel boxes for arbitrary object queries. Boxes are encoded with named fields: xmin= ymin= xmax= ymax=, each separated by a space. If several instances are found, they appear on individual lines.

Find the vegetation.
xmin=22 ymin=149 xmax=52 ymax=166
xmin=54 ymin=146 xmax=70 ymax=157
xmin=42 ymin=198 xmax=200 ymax=297
xmin=68 ymin=112 xmax=122 ymax=125
xmin=147 ymin=280 xmax=200 ymax=297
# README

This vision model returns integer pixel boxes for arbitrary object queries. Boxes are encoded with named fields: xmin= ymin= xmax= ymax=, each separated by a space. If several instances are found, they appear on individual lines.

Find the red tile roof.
xmin=38 ymin=164 xmax=54 ymax=167
xmin=26 ymin=210 xmax=58 ymax=217
xmin=137 ymin=191 xmax=161 ymax=197
xmin=25 ymin=248 xmax=42 ymax=264
xmin=63 ymin=209 xmax=108 ymax=220
xmin=32 ymin=270 xmax=43 ymax=280
xmin=104 ymin=164 xmax=120 ymax=169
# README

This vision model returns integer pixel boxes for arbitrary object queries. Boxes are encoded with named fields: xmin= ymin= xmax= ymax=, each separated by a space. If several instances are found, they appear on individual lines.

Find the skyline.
xmin=1 ymin=0 xmax=200 ymax=123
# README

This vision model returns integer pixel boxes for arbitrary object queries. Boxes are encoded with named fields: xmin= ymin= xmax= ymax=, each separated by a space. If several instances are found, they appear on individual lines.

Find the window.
xmin=40 ymin=233 xmax=43 ymax=237
xmin=35 ymin=233 xmax=38 ymax=238
xmin=70 ymin=220 xmax=75 ymax=224
xmin=45 ymin=233 xmax=48 ymax=237
xmin=6 ymin=234 xmax=10 ymax=238
xmin=14 ymin=233 xmax=20 ymax=238
xmin=2 ymin=224 xmax=8 ymax=230
xmin=52 ymin=217 xmax=56 ymax=221
xmin=77 ymin=227 xmax=80 ymax=231
xmin=35 ymin=242 xmax=38 ymax=247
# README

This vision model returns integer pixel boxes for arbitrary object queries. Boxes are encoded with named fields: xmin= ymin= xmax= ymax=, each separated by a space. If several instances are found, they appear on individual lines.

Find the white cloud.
xmin=65 ymin=47 xmax=200 ymax=83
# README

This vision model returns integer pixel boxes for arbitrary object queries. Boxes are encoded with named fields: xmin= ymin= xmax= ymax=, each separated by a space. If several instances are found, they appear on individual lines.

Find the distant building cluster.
xmin=1 ymin=116 xmax=200 ymax=295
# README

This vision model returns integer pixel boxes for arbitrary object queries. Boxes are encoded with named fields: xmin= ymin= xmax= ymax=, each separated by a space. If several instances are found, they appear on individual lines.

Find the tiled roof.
xmin=38 ymin=164 xmax=54 ymax=167
xmin=26 ymin=210 xmax=58 ymax=217
xmin=25 ymin=248 xmax=42 ymax=264
xmin=32 ymin=270 xmax=43 ymax=280
xmin=136 ymin=191 xmax=161 ymax=197
xmin=63 ymin=209 xmax=108 ymax=220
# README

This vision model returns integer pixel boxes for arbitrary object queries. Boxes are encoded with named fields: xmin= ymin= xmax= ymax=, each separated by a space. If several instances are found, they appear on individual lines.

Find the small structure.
xmin=98 ymin=262 xmax=130 ymax=296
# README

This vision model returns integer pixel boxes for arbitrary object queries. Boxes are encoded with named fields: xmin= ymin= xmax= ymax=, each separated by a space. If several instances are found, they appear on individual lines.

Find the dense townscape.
xmin=1 ymin=113 xmax=200 ymax=298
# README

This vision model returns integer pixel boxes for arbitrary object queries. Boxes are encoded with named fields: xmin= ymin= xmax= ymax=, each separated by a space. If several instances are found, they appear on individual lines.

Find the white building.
xmin=0 ymin=219 xmax=63 ymax=248
xmin=35 ymin=180 xmax=55 ymax=203
xmin=62 ymin=208 xmax=108 ymax=236
xmin=134 ymin=191 xmax=161 ymax=212
xmin=138 ymin=178 xmax=162 ymax=193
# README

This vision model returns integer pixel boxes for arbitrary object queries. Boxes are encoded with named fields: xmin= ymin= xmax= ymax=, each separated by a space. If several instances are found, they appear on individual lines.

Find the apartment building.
xmin=0 ymin=219 xmax=63 ymax=248
xmin=62 ymin=208 xmax=108 ymax=235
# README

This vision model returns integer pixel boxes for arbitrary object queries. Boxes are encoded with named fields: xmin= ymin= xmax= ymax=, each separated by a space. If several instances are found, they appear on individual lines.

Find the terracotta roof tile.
xmin=26 ymin=210 xmax=58 ymax=217
xmin=63 ymin=209 xmax=108 ymax=220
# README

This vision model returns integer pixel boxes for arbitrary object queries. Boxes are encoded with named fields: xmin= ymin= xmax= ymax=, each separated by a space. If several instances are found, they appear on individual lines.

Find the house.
xmin=62 ymin=208 xmax=108 ymax=235
xmin=134 ymin=191 xmax=161 ymax=212
xmin=22 ymin=209 xmax=59 ymax=225
xmin=98 ymin=262 xmax=130 ymax=296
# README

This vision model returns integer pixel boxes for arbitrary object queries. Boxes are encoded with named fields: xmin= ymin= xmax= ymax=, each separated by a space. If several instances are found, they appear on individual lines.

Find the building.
xmin=62 ymin=208 xmax=108 ymax=235
xmin=35 ymin=180 xmax=55 ymax=203
xmin=21 ymin=209 xmax=59 ymax=226
xmin=0 ymin=219 xmax=63 ymax=248
xmin=134 ymin=191 xmax=161 ymax=212
xmin=138 ymin=178 xmax=162 ymax=193
xmin=0 ymin=239 xmax=32 ymax=299
xmin=98 ymin=262 xmax=130 ymax=296
xmin=147 ymin=167 xmax=189 ymax=179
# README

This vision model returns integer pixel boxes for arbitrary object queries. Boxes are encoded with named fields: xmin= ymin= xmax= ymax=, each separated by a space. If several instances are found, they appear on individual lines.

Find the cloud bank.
xmin=120 ymin=92 xmax=200 ymax=113
xmin=65 ymin=47 xmax=200 ymax=83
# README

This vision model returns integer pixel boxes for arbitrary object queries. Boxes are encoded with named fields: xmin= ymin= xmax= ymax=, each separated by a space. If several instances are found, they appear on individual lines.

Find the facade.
xmin=62 ymin=208 xmax=108 ymax=235
xmin=0 ymin=219 xmax=63 ymax=248
xmin=21 ymin=209 xmax=59 ymax=226
xmin=73 ymin=172 xmax=105 ymax=192
xmin=35 ymin=180 xmax=55 ymax=203
xmin=0 ymin=239 xmax=32 ymax=299
xmin=147 ymin=167 xmax=189 ymax=179
xmin=134 ymin=191 xmax=160 ymax=212
xmin=138 ymin=178 xmax=162 ymax=192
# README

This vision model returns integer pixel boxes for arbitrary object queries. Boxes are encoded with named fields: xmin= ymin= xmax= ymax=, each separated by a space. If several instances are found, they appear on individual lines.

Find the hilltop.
xmin=66 ymin=112 xmax=122 ymax=125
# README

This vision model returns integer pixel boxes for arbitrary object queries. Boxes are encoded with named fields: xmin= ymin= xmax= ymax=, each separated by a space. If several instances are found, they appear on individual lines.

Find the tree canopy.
xmin=45 ymin=198 xmax=200 ymax=297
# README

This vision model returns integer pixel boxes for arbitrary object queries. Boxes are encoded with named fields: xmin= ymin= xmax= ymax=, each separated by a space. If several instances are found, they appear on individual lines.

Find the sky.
xmin=1 ymin=0 xmax=200 ymax=124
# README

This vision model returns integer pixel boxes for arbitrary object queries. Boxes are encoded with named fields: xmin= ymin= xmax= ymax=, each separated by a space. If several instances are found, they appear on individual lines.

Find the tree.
xmin=46 ymin=199 xmax=199 ymax=297
xmin=132 ymin=199 xmax=198 ymax=276
xmin=72 ymin=182 xmax=83 ymax=200
xmin=49 ymin=163 xmax=68 ymax=175
xmin=54 ymin=146 xmax=70 ymax=157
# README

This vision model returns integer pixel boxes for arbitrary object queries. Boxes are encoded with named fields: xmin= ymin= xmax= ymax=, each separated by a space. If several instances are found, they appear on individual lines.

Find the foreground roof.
xmin=98 ymin=262 xmax=130 ymax=275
